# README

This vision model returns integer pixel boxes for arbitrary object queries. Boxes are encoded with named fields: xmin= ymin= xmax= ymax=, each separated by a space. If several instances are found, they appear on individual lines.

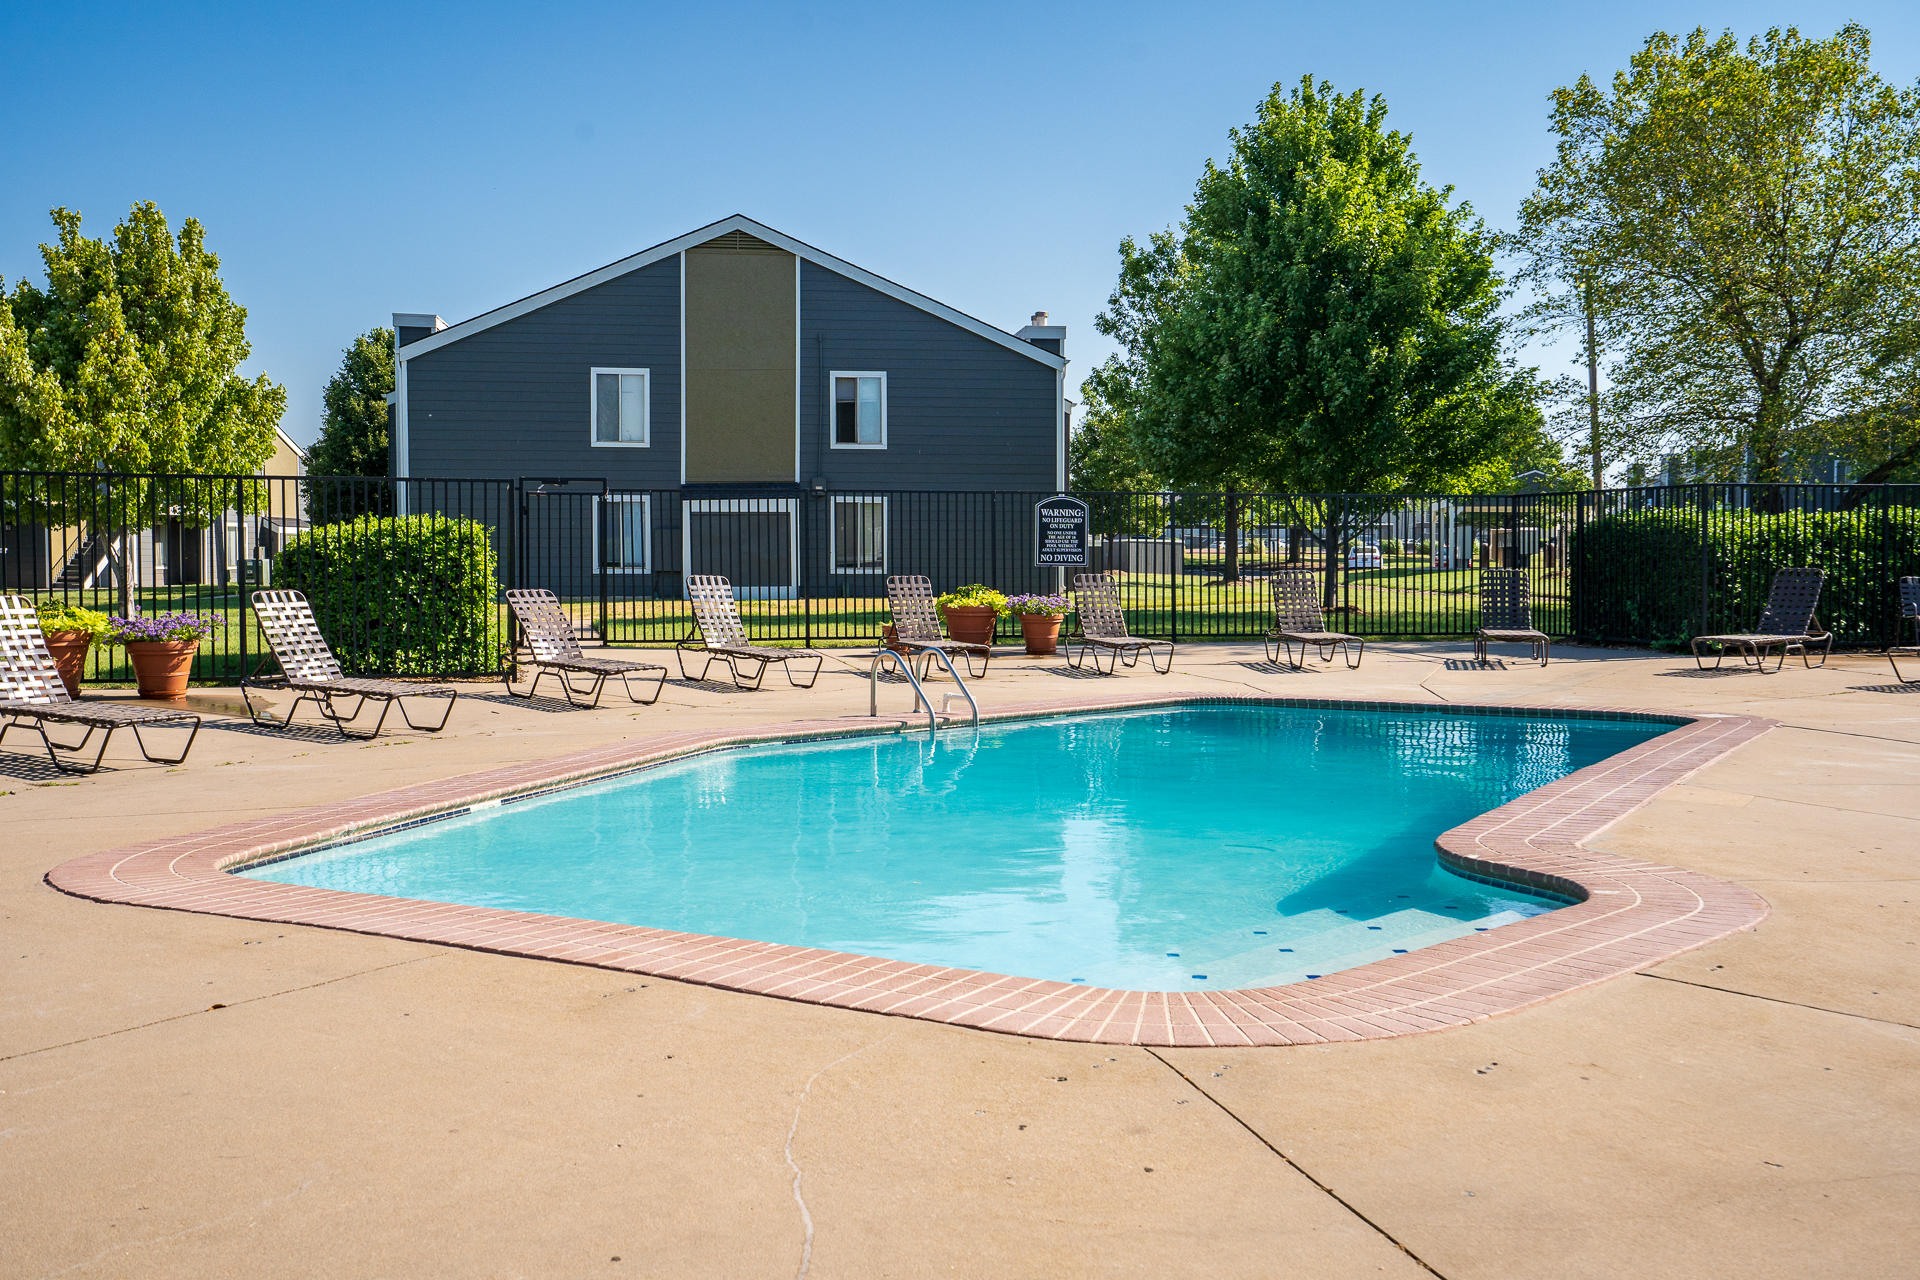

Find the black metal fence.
xmin=3 ymin=470 xmax=1915 ymax=683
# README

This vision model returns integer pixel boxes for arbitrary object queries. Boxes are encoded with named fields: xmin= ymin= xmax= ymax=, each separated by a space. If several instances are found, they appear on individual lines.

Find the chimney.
xmin=393 ymin=312 xmax=446 ymax=349
xmin=1016 ymin=311 xmax=1065 ymax=358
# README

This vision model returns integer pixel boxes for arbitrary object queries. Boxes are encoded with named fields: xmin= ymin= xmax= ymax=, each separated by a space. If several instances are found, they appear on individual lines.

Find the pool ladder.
xmin=868 ymin=647 xmax=979 ymax=731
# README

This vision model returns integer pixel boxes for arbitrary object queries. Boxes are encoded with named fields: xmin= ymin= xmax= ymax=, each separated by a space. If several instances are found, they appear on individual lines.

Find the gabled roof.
xmin=394 ymin=214 xmax=1067 ymax=370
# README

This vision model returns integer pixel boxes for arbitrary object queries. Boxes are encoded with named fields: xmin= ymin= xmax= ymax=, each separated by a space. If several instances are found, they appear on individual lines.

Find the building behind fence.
xmin=2 ymin=470 xmax=1915 ymax=682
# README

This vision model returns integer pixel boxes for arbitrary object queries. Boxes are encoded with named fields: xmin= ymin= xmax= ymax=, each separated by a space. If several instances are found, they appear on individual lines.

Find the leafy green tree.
xmin=1512 ymin=25 xmax=1920 ymax=492
xmin=0 ymin=203 xmax=285 ymax=608
xmin=1097 ymin=77 xmax=1544 ymax=586
xmin=1069 ymin=358 xmax=1169 ymax=538
xmin=305 ymin=326 xmax=395 ymax=520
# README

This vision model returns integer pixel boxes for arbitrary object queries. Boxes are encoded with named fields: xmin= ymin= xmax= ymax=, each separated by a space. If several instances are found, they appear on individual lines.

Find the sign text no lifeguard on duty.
xmin=1034 ymin=495 xmax=1091 ymax=568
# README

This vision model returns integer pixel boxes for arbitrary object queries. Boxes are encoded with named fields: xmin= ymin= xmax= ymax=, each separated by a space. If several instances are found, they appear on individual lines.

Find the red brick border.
xmin=46 ymin=694 xmax=1772 ymax=1045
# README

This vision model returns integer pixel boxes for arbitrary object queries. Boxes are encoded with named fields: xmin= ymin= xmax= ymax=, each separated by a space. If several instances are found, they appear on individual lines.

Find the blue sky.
xmin=5 ymin=1 xmax=1917 ymax=451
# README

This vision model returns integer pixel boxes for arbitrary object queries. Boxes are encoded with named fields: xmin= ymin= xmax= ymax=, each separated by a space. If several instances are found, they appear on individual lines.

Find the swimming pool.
xmin=244 ymin=705 xmax=1670 ymax=991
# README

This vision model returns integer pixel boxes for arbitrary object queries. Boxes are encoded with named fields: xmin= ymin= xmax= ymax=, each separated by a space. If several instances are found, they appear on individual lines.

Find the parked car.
xmin=1347 ymin=541 xmax=1383 ymax=569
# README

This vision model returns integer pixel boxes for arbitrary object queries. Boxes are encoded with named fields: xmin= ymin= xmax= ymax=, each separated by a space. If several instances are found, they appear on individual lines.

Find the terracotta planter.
xmin=939 ymin=605 xmax=999 ymax=648
xmin=881 ymin=624 xmax=911 ymax=656
xmin=42 ymin=631 xmax=94 ymax=697
xmin=1018 ymin=613 xmax=1065 ymax=656
xmin=125 ymin=640 xmax=198 ymax=702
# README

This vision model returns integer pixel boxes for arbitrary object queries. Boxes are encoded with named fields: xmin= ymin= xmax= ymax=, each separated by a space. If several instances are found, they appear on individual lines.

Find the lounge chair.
xmin=1066 ymin=573 xmax=1174 ymax=674
xmin=1474 ymin=568 xmax=1550 ymax=666
xmin=885 ymin=575 xmax=990 ymax=678
xmin=1263 ymin=568 xmax=1363 ymax=669
xmin=503 ymin=588 xmax=666 ymax=707
xmin=675 ymin=575 xmax=824 ymax=691
xmin=1887 ymin=577 xmax=1919 ymax=683
xmin=0 ymin=595 xmax=201 ymax=774
xmin=242 ymin=589 xmax=458 ymax=738
xmin=1690 ymin=567 xmax=1830 ymax=672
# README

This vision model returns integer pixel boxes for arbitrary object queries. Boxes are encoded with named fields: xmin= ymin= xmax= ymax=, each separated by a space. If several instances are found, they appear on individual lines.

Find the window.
xmin=831 ymin=496 xmax=887 ymax=574
xmin=595 ymin=494 xmax=651 ymax=574
xmin=830 ymin=371 xmax=886 ymax=448
xmin=591 ymin=368 xmax=650 ymax=446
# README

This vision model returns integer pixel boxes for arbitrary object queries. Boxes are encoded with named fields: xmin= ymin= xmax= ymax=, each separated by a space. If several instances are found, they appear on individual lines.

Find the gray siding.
xmin=403 ymin=258 xmax=681 ymax=486
xmin=798 ymin=261 xmax=1058 ymax=490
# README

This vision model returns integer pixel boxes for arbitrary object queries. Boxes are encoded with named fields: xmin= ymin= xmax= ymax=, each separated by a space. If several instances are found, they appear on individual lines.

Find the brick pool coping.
xmin=46 ymin=693 xmax=1772 ymax=1047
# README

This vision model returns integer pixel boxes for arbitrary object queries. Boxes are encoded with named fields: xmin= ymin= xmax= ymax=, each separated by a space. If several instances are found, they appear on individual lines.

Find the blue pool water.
xmin=244 ymin=706 xmax=1668 ymax=990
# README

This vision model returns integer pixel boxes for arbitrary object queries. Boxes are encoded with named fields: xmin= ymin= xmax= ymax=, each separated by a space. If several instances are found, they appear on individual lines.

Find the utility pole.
xmin=1584 ymin=275 xmax=1603 ymax=490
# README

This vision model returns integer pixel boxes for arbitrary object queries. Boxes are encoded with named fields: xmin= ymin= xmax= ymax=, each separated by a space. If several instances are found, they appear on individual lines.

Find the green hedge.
xmin=272 ymin=515 xmax=500 ymax=675
xmin=1572 ymin=506 xmax=1920 ymax=649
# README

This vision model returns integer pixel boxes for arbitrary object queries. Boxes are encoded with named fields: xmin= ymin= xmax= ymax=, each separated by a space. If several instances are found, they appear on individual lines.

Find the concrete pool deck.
xmin=4 ymin=641 xmax=1917 ymax=1277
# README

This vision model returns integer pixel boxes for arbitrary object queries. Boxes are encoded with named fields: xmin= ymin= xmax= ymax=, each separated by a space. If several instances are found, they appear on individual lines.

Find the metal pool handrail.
xmin=868 ymin=647 xmax=979 ymax=730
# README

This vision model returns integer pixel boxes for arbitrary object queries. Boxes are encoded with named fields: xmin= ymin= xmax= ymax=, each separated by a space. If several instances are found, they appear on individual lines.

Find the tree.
xmin=0 ymin=203 xmax=285 ymax=609
xmin=1512 ymin=25 xmax=1920 ymax=493
xmin=1096 ymin=77 xmax=1545 ymax=587
xmin=305 ymin=326 xmax=395 ymax=521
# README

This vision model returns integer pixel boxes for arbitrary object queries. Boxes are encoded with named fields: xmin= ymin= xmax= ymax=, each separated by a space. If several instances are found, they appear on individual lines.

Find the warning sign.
xmin=1034 ymin=495 xmax=1090 ymax=567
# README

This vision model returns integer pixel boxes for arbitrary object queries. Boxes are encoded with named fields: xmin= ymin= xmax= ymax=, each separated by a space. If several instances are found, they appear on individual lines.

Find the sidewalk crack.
xmin=785 ymin=1030 xmax=894 ymax=1280
xmin=1145 ymin=1047 xmax=1450 ymax=1279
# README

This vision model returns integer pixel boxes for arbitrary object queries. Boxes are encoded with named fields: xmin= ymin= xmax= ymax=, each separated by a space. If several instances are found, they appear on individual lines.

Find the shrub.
xmin=1572 ymin=505 xmax=1920 ymax=648
xmin=35 ymin=599 xmax=111 ymax=638
xmin=272 ymin=515 xmax=500 ymax=675
xmin=1379 ymin=537 xmax=1403 ymax=556
xmin=936 ymin=583 xmax=1008 ymax=613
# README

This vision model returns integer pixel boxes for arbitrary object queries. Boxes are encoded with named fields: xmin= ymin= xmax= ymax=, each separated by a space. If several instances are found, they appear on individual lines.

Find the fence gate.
xmin=515 ymin=478 xmax=610 ymax=640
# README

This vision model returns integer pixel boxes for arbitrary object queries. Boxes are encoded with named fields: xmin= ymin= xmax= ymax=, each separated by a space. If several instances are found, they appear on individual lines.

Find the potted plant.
xmin=34 ymin=600 xmax=111 ymax=696
xmin=106 ymin=613 xmax=217 ymax=702
xmin=1004 ymin=593 xmax=1071 ymax=656
xmin=935 ymin=583 xmax=1006 ymax=647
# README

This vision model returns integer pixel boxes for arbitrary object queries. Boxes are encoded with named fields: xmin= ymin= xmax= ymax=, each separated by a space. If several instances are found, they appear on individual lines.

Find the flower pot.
xmin=125 ymin=640 xmax=198 ymax=702
xmin=1018 ymin=613 xmax=1065 ymax=656
xmin=940 ymin=605 xmax=999 ymax=648
xmin=881 ymin=624 xmax=911 ymax=656
xmin=42 ymin=631 xmax=94 ymax=697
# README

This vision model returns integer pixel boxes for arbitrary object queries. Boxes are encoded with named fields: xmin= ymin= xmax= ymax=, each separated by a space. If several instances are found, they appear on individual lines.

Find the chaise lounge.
xmin=503 ymin=588 xmax=666 ymax=707
xmin=676 ymin=575 xmax=824 ymax=691
xmin=242 ymin=589 xmax=459 ymax=738
xmin=1690 ymin=567 xmax=1830 ymax=672
xmin=1066 ymin=573 xmax=1174 ymax=674
xmin=0 ymin=595 xmax=202 ymax=774
xmin=1474 ymin=568 xmax=1551 ymax=666
xmin=885 ymin=575 xmax=991 ymax=679
xmin=1263 ymin=567 xmax=1364 ymax=670
xmin=1887 ymin=576 xmax=1918 ymax=683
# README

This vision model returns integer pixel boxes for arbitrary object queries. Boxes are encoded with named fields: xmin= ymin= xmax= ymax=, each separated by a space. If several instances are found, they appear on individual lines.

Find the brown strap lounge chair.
xmin=1888 ymin=577 xmax=1918 ymax=683
xmin=503 ymin=589 xmax=666 ymax=707
xmin=1263 ymin=568 xmax=1363 ymax=670
xmin=885 ymin=575 xmax=990 ymax=679
xmin=0 ymin=595 xmax=201 ymax=774
xmin=1474 ymin=569 xmax=1550 ymax=666
xmin=1066 ymin=573 xmax=1174 ymax=674
xmin=1691 ymin=567 xmax=1830 ymax=673
xmin=676 ymin=575 xmax=824 ymax=691
xmin=242 ymin=589 xmax=458 ymax=738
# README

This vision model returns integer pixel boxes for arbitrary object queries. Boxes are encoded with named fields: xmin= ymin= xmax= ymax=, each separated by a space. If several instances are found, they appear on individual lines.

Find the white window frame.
xmin=828 ymin=370 xmax=888 ymax=450
xmin=590 ymin=366 xmax=651 ymax=448
xmin=680 ymin=497 xmax=799 ymax=599
xmin=593 ymin=493 xmax=652 ymax=575
xmin=829 ymin=495 xmax=888 ymax=576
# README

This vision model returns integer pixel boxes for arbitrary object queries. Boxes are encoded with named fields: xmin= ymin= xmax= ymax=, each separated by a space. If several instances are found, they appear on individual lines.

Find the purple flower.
xmin=107 ymin=613 xmax=217 ymax=644
xmin=1004 ymin=594 xmax=1071 ymax=616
